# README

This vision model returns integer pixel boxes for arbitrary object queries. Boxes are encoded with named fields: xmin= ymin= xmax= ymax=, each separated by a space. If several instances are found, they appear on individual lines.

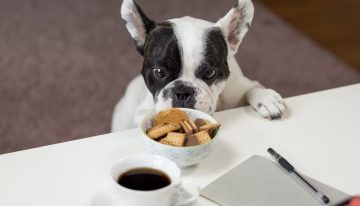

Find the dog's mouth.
xmin=155 ymin=81 xmax=216 ymax=115
xmin=155 ymin=95 xmax=213 ymax=115
xmin=172 ymin=101 xmax=195 ymax=109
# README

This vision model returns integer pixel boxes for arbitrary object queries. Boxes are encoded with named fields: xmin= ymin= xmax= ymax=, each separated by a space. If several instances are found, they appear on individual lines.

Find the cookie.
xmin=146 ymin=123 xmax=166 ymax=133
xmin=184 ymin=134 xmax=200 ymax=146
xmin=153 ymin=108 xmax=188 ymax=126
xmin=160 ymin=132 xmax=185 ymax=147
xmin=194 ymin=118 xmax=209 ymax=128
xmin=194 ymin=131 xmax=212 ymax=145
xmin=147 ymin=123 xmax=181 ymax=139
xmin=179 ymin=119 xmax=198 ymax=134
xmin=159 ymin=138 xmax=172 ymax=146
xmin=199 ymin=123 xmax=221 ymax=138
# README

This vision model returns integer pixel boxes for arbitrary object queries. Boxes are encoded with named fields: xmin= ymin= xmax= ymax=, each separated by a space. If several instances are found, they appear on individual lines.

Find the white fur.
xmin=121 ymin=0 xmax=147 ymax=48
xmin=216 ymin=0 xmax=254 ymax=54
xmin=170 ymin=17 xmax=213 ymax=78
xmin=111 ymin=75 xmax=152 ymax=131
xmin=112 ymin=0 xmax=286 ymax=131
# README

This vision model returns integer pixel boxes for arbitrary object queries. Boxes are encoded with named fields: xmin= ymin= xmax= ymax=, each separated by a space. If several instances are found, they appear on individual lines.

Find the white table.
xmin=1 ymin=84 xmax=360 ymax=206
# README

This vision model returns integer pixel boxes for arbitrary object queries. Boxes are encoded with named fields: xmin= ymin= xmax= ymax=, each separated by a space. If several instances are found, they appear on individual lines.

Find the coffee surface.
xmin=118 ymin=168 xmax=171 ymax=191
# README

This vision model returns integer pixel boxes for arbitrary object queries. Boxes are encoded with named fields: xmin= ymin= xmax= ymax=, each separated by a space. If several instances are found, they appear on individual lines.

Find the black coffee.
xmin=117 ymin=168 xmax=171 ymax=191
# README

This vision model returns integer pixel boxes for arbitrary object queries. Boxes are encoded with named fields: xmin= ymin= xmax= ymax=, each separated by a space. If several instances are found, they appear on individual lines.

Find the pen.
xmin=267 ymin=148 xmax=330 ymax=204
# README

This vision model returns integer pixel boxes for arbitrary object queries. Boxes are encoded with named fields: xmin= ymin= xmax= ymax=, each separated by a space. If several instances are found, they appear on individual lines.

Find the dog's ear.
xmin=215 ymin=0 xmax=254 ymax=55
xmin=121 ymin=0 xmax=156 ymax=55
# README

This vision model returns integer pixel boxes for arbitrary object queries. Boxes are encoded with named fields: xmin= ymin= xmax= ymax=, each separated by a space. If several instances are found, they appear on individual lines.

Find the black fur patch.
xmin=141 ymin=22 xmax=182 ymax=97
xmin=195 ymin=28 xmax=230 ymax=86
xmin=234 ymin=2 xmax=239 ymax=8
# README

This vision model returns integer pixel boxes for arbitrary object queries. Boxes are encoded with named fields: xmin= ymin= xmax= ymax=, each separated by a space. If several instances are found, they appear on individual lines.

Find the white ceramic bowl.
xmin=140 ymin=108 xmax=220 ymax=167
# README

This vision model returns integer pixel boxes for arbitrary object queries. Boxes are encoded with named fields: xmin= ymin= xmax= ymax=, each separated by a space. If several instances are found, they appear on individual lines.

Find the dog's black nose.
xmin=172 ymin=85 xmax=196 ymax=108
xmin=173 ymin=86 xmax=194 ymax=100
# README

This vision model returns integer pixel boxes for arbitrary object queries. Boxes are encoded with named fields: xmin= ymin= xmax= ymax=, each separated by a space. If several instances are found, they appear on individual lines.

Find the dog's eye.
xmin=203 ymin=68 xmax=217 ymax=80
xmin=153 ymin=68 xmax=166 ymax=79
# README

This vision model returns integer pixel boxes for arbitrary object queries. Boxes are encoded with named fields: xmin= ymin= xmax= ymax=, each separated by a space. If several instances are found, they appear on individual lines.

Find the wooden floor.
xmin=259 ymin=0 xmax=360 ymax=71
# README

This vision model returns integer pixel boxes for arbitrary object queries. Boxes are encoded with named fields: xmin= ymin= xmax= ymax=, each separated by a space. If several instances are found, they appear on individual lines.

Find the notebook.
xmin=201 ymin=155 xmax=349 ymax=206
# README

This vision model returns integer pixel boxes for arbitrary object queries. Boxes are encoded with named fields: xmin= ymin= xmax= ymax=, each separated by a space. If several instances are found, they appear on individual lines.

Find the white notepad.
xmin=201 ymin=155 xmax=349 ymax=206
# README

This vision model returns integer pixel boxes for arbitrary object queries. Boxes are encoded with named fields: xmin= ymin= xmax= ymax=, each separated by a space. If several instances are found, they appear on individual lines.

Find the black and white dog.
xmin=112 ymin=0 xmax=286 ymax=131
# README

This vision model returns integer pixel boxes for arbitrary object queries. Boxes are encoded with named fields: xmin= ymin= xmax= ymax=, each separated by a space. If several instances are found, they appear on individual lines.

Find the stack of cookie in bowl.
xmin=140 ymin=108 xmax=221 ymax=167
xmin=146 ymin=108 xmax=220 ymax=147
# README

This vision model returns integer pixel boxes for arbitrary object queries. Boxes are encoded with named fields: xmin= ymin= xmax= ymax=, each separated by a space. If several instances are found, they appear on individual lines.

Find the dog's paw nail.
xmin=270 ymin=114 xmax=281 ymax=120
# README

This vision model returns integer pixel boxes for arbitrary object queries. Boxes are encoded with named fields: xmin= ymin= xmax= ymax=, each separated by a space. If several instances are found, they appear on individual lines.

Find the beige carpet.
xmin=0 ymin=0 xmax=359 ymax=154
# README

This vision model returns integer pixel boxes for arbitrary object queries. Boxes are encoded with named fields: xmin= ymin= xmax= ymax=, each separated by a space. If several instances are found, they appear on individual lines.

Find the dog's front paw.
xmin=247 ymin=87 xmax=286 ymax=120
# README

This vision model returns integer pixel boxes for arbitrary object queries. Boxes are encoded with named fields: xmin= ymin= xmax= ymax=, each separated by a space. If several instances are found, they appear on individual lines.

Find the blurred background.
xmin=0 ymin=0 xmax=359 ymax=154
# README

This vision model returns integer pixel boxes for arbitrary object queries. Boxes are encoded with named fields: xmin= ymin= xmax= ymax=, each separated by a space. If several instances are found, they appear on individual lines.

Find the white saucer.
xmin=90 ymin=186 xmax=199 ymax=206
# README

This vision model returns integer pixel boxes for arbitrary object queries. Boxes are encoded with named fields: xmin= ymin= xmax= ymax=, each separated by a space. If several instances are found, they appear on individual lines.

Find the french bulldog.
xmin=112 ymin=0 xmax=286 ymax=131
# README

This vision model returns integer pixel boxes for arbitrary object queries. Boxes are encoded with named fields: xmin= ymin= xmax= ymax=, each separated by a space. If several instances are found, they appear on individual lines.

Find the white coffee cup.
xmin=92 ymin=154 xmax=199 ymax=206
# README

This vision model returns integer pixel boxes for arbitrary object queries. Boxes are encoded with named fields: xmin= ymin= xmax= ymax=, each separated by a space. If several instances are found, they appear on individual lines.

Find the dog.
xmin=112 ymin=0 xmax=286 ymax=131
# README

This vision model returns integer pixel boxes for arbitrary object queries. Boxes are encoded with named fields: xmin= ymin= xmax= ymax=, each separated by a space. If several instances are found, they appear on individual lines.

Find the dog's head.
xmin=121 ymin=0 xmax=254 ymax=114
